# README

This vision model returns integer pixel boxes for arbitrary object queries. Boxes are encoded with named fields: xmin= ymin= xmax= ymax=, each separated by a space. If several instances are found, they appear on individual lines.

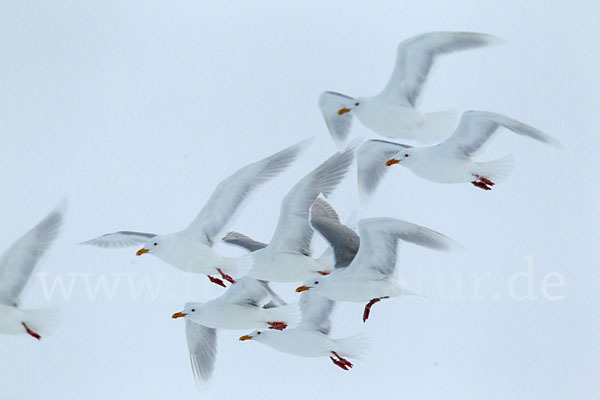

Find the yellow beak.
xmin=337 ymin=107 xmax=351 ymax=115
xmin=385 ymin=158 xmax=401 ymax=166
xmin=239 ymin=335 xmax=253 ymax=341
xmin=295 ymin=285 xmax=311 ymax=293
xmin=171 ymin=312 xmax=187 ymax=319
xmin=136 ymin=248 xmax=149 ymax=256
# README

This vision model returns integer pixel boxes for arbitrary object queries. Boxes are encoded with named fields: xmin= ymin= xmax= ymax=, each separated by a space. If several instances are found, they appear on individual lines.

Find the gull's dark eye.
xmin=191 ymin=309 xmax=195 ymax=312
xmin=257 ymin=331 xmax=261 ymax=335
xmin=314 ymin=281 xmax=318 ymax=285
xmin=404 ymin=154 xmax=409 ymax=157
xmin=355 ymin=102 xmax=360 ymax=106
xmin=154 ymin=242 xmax=158 ymax=246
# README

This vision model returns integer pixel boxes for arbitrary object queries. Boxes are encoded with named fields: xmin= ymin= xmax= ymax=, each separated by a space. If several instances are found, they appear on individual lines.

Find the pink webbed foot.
xmin=217 ymin=268 xmax=236 ymax=284
xmin=362 ymin=296 xmax=390 ymax=323
xmin=22 ymin=322 xmax=41 ymax=340
xmin=471 ymin=174 xmax=495 ymax=191
xmin=330 ymin=351 xmax=353 ymax=370
xmin=267 ymin=321 xmax=288 ymax=331
xmin=207 ymin=275 xmax=226 ymax=288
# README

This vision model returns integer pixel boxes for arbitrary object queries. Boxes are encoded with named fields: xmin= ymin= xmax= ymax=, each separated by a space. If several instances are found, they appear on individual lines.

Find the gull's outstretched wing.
xmin=0 ymin=201 xmax=66 ymax=306
xmin=219 ymin=276 xmax=271 ymax=306
xmin=184 ymin=138 xmax=312 ymax=246
xmin=185 ymin=320 xmax=218 ymax=389
xmin=298 ymin=291 xmax=335 ymax=335
xmin=318 ymin=91 xmax=355 ymax=150
xmin=268 ymin=144 xmax=356 ymax=257
xmin=309 ymin=198 xmax=359 ymax=269
xmin=380 ymin=32 xmax=501 ymax=106
xmin=221 ymin=232 xmax=267 ymax=252
xmin=439 ymin=110 xmax=561 ymax=156
xmin=80 ymin=231 xmax=156 ymax=248
xmin=348 ymin=218 xmax=457 ymax=278
xmin=357 ymin=140 xmax=412 ymax=203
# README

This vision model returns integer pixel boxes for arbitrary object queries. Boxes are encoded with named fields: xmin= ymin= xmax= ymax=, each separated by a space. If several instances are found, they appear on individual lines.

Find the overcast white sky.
xmin=1 ymin=1 xmax=599 ymax=399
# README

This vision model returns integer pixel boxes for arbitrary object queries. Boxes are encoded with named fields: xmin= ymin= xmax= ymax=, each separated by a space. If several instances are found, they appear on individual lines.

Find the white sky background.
xmin=1 ymin=1 xmax=599 ymax=399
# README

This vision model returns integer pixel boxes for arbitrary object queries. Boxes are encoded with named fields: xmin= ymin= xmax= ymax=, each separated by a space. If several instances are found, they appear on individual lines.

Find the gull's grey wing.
xmin=298 ymin=291 xmax=335 ymax=335
xmin=439 ymin=110 xmax=561 ymax=156
xmin=357 ymin=140 xmax=412 ymax=203
xmin=0 ymin=201 xmax=66 ymax=306
xmin=381 ymin=32 xmax=501 ymax=106
xmin=318 ymin=91 xmax=355 ymax=150
xmin=309 ymin=198 xmax=359 ymax=269
xmin=268 ymin=144 xmax=356 ymax=257
xmin=348 ymin=218 xmax=458 ymax=277
xmin=220 ymin=234 xmax=286 ymax=307
xmin=183 ymin=138 xmax=312 ymax=246
xmin=185 ymin=320 xmax=218 ymax=389
xmin=80 ymin=231 xmax=156 ymax=248
xmin=221 ymin=231 xmax=267 ymax=252
xmin=219 ymin=276 xmax=270 ymax=306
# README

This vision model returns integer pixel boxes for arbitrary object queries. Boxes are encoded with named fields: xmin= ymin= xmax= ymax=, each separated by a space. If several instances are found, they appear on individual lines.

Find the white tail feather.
xmin=476 ymin=154 xmax=516 ymax=182
xmin=221 ymin=254 xmax=253 ymax=277
xmin=24 ymin=306 xmax=61 ymax=336
xmin=264 ymin=304 xmax=300 ymax=327
xmin=333 ymin=334 xmax=369 ymax=360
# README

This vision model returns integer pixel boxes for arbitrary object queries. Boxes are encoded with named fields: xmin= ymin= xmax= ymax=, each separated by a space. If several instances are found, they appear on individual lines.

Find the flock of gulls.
xmin=0 ymin=31 xmax=560 ymax=389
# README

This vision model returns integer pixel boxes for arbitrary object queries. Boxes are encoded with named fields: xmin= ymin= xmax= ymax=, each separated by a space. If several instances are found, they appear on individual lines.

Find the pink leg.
xmin=217 ymin=268 xmax=236 ymax=284
xmin=471 ymin=174 xmax=495 ymax=191
xmin=331 ymin=351 xmax=353 ymax=368
xmin=362 ymin=296 xmax=389 ymax=323
xmin=207 ymin=275 xmax=226 ymax=288
xmin=22 ymin=322 xmax=41 ymax=340
xmin=267 ymin=321 xmax=288 ymax=331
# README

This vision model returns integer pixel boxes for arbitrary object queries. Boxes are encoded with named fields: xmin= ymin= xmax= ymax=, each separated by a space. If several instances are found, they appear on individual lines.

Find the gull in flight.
xmin=171 ymin=277 xmax=295 ymax=388
xmin=233 ymin=199 xmax=366 ymax=370
xmin=358 ymin=110 xmax=561 ymax=199
xmin=81 ymin=139 xmax=311 ymax=287
xmin=0 ymin=201 xmax=66 ymax=340
xmin=296 ymin=218 xmax=457 ymax=322
xmin=245 ymin=144 xmax=356 ymax=282
xmin=319 ymin=31 xmax=501 ymax=149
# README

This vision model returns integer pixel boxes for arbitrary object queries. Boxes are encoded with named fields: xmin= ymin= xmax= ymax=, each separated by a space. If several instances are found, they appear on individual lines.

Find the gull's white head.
xmin=336 ymin=97 xmax=363 ymax=116
xmin=136 ymin=234 xmax=178 ymax=259
xmin=295 ymin=278 xmax=325 ymax=294
xmin=171 ymin=302 xmax=202 ymax=320
xmin=385 ymin=147 xmax=415 ymax=168
xmin=239 ymin=329 xmax=273 ymax=344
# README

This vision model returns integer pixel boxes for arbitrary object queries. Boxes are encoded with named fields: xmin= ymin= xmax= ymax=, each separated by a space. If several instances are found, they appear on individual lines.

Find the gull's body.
xmin=358 ymin=111 xmax=561 ymax=199
xmin=234 ymin=205 xmax=365 ymax=370
xmin=82 ymin=139 xmax=311 ymax=286
xmin=0 ymin=202 xmax=65 ymax=340
xmin=171 ymin=277 xmax=294 ymax=387
xmin=297 ymin=218 xmax=457 ymax=322
xmin=319 ymin=32 xmax=500 ymax=149
xmin=246 ymin=145 xmax=356 ymax=283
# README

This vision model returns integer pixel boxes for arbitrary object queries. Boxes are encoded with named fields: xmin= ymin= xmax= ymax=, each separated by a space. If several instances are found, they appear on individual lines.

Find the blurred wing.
xmin=318 ymin=91 xmax=355 ymax=150
xmin=269 ymin=145 xmax=356 ymax=256
xmin=381 ymin=32 xmax=500 ymax=106
xmin=310 ymin=198 xmax=359 ymax=269
xmin=0 ymin=201 xmax=66 ymax=306
xmin=348 ymin=218 xmax=457 ymax=277
xmin=298 ymin=291 xmax=335 ymax=335
xmin=219 ymin=276 xmax=269 ymax=306
xmin=221 ymin=231 xmax=267 ymax=252
xmin=184 ymin=138 xmax=312 ymax=246
xmin=80 ymin=231 xmax=156 ymax=248
xmin=185 ymin=320 xmax=218 ymax=389
xmin=357 ymin=140 xmax=412 ymax=203
xmin=440 ymin=110 xmax=561 ymax=156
